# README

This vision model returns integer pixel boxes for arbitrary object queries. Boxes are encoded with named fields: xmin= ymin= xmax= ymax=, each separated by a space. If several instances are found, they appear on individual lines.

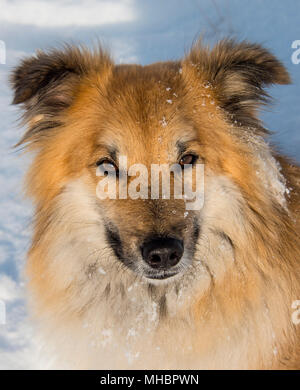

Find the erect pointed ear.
xmin=184 ymin=39 xmax=291 ymax=130
xmin=11 ymin=45 xmax=112 ymax=145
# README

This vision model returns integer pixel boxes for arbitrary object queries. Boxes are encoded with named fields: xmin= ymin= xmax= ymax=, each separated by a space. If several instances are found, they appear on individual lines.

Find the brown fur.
xmin=11 ymin=40 xmax=300 ymax=369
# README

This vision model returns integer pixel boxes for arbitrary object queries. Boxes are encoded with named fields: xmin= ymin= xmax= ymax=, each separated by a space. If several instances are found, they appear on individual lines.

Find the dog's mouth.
xmin=143 ymin=270 xmax=179 ymax=280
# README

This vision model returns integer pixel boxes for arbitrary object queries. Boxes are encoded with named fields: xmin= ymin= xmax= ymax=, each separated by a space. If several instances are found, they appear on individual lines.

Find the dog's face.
xmin=83 ymin=65 xmax=209 ymax=281
xmin=90 ymin=114 xmax=198 ymax=280
xmin=11 ymin=41 xmax=290 ymax=285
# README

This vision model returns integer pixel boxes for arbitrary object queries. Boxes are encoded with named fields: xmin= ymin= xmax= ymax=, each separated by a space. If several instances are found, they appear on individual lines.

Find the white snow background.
xmin=0 ymin=0 xmax=299 ymax=369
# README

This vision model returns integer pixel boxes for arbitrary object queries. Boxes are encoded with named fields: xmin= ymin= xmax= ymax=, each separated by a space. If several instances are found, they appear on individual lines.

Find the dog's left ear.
xmin=184 ymin=39 xmax=291 ymax=129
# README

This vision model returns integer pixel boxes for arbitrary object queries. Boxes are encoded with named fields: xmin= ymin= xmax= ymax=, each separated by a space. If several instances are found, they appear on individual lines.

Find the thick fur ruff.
xmin=11 ymin=39 xmax=300 ymax=369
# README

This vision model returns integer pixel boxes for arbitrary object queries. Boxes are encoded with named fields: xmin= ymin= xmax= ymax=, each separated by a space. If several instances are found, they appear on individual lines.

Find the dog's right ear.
xmin=11 ymin=45 xmax=111 ymax=145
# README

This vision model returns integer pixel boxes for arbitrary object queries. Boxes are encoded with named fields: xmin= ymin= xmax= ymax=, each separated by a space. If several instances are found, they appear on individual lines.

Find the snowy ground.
xmin=0 ymin=0 xmax=299 ymax=369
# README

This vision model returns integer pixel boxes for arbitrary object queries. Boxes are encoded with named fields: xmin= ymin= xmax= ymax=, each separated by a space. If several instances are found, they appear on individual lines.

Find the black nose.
xmin=141 ymin=237 xmax=184 ymax=270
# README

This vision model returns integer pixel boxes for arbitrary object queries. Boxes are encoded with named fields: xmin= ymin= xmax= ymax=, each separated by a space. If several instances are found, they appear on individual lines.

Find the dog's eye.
xmin=96 ymin=159 xmax=119 ymax=176
xmin=179 ymin=154 xmax=198 ymax=167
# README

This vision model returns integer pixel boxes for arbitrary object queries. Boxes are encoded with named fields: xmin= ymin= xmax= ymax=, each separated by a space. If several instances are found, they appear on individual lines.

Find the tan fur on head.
xmin=12 ymin=40 xmax=300 ymax=369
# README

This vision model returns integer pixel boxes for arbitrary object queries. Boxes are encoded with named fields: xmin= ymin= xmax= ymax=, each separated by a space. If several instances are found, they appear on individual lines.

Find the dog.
xmin=11 ymin=39 xmax=300 ymax=369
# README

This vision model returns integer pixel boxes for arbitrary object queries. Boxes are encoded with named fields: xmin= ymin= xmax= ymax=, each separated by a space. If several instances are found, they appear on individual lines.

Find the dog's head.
xmin=12 ymin=41 xmax=290 ymax=284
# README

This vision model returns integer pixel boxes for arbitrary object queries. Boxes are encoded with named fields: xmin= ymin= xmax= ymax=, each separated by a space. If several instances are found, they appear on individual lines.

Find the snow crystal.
xmin=126 ymin=328 xmax=137 ymax=338
xmin=101 ymin=328 xmax=113 ymax=347
xmin=203 ymin=82 xmax=212 ymax=89
xmin=98 ymin=267 xmax=106 ymax=275
xmin=159 ymin=116 xmax=168 ymax=127
xmin=125 ymin=350 xmax=140 ymax=365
